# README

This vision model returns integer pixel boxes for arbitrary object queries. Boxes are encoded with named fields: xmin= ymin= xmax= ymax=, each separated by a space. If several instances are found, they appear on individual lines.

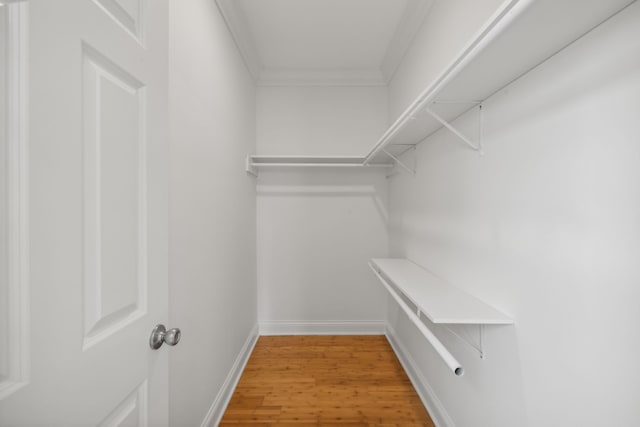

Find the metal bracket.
xmin=412 ymin=306 xmax=486 ymax=359
xmin=383 ymin=148 xmax=415 ymax=176
xmin=443 ymin=324 xmax=486 ymax=359
xmin=383 ymin=146 xmax=417 ymax=179
xmin=424 ymin=104 xmax=484 ymax=154
xmin=245 ymin=155 xmax=258 ymax=178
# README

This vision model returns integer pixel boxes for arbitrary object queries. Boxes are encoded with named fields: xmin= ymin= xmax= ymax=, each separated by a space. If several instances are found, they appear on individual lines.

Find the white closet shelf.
xmin=370 ymin=258 xmax=513 ymax=325
xmin=364 ymin=0 xmax=635 ymax=164
xmin=248 ymin=155 xmax=393 ymax=169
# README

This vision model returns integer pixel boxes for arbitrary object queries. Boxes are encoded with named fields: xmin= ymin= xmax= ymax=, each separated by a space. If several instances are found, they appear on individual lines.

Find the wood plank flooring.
xmin=220 ymin=335 xmax=435 ymax=426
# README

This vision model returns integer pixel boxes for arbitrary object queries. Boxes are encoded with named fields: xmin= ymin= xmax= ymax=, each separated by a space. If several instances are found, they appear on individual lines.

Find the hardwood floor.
xmin=220 ymin=335 xmax=435 ymax=426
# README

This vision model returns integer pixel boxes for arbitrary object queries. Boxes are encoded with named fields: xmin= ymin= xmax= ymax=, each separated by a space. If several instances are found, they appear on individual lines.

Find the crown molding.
xmin=380 ymin=0 xmax=435 ymax=83
xmin=215 ymin=0 xmax=262 ymax=80
xmin=257 ymin=69 xmax=387 ymax=87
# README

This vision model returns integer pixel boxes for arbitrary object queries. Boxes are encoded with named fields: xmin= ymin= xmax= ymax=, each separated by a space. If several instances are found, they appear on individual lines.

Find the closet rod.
xmin=368 ymin=263 xmax=464 ymax=377
xmin=250 ymin=163 xmax=393 ymax=168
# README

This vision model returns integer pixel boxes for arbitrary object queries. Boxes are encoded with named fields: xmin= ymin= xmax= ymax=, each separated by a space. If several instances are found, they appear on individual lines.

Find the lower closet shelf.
xmin=369 ymin=258 xmax=513 ymax=377
xmin=370 ymin=258 xmax=513 ymax=324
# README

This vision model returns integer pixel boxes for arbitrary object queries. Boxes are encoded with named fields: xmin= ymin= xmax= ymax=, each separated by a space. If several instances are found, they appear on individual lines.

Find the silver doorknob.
xmin=149 ymin=324 xmax=181 ymax=350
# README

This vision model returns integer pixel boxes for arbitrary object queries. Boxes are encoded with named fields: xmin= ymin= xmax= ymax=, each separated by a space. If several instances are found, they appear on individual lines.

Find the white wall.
xmin=257 ymin=86 xmax=388 ymax=155
xmin=168 ymin=1 xmax=257 ymax=425
xmin=256 ymin=87 xmax=389 ymax=333
xmin=387 ymin=3 xmax=640 ymax=426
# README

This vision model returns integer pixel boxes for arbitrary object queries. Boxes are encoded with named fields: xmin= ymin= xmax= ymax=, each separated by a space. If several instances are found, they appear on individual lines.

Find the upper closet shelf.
xmin=364 ymin=0 xmax=635 ymax=164
xmin=247 ymin=155 xmax=393 ymax=175
xmin=370 ymin=258 xmax=513 ymax=325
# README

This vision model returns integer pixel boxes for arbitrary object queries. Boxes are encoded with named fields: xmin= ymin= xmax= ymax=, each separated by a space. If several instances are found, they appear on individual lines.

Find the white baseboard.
xmin=200 ymin=324 xmax=259 ymax=427
xmin=259 ymin=320 xmax=386 ymax=336
xmin=385 ymin=325 xmax=456 ymax=427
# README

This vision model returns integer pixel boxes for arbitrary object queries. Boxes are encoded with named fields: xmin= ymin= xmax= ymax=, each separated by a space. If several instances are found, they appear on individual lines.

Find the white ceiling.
xmin=216 ymin=0 xmax=433 ymax=86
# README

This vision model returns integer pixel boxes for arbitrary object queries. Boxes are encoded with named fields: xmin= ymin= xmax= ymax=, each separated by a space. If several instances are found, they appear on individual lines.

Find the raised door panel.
xmin=82 ymin=43 xmax=148 ymax=350
xmin=98 ymin=381 xmax=148 ymax=427
xmin=93 ymin=0 xmax=145 ymax=43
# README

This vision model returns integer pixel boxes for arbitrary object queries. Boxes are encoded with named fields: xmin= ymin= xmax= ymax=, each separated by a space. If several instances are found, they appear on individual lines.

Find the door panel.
xmin=98 ymin=380 xmax=148 ymax=427
xmin=0 ymin=0 xmax=169 ymax=425
xmin=93 ymin=0 xmax=145 ymax=43
xmin=82 ymin=42 xmax=148 ymax=350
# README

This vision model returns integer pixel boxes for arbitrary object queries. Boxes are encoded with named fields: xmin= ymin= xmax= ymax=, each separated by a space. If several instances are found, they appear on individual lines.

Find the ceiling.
xmin=216 ymin=0 xmax=433 ymax=86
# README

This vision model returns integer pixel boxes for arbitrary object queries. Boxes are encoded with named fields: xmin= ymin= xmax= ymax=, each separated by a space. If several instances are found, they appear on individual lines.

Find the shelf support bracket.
xmin=443 ymin=324 xmax=486 ymax=359
xmin=245 ymin=155 xmax=258 ymax=178
xmin=480 ymin=324 xmax=485 ymax=360
xmin=382 ymin=147 xmax=416 ymax=177
xmin=424 ymin=105 xmax=484 ymax=154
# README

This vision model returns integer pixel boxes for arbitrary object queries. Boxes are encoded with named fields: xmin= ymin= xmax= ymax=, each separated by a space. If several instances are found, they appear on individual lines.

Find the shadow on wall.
xmin=255 ymin=169 xmax=389 ymax=224
xmin=255 ymin=168 xmax=390 ymax=325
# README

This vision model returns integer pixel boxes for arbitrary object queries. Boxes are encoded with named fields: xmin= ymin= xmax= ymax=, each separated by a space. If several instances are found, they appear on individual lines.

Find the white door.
xmin=0 ymin=0 xmax=170 ymax=426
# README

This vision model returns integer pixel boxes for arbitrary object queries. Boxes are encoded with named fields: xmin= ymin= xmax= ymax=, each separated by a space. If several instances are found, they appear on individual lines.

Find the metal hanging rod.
xmin=244 ymin=155 xmax=395 ymax=177
xmin=433 ymin=100 xmax=483 ymax=105
xmin=368 ymin=263 xmax=464 ymax=377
